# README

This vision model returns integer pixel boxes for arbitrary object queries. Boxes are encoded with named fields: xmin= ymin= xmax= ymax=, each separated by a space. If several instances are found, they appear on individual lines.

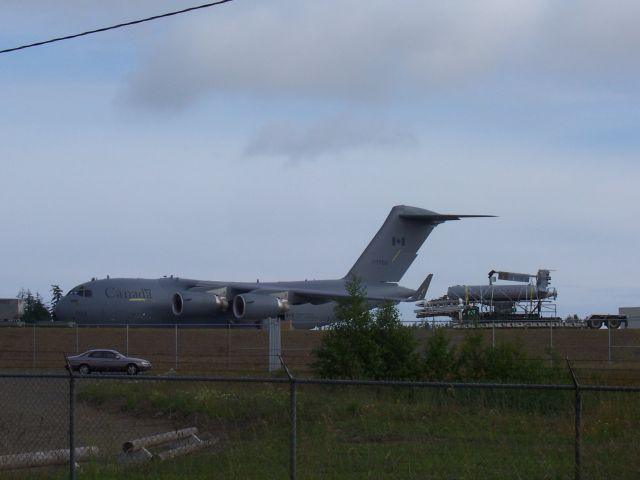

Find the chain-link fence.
xmin=2 ymin=324 xmax=640 ymax=377
xmin=0 ymin=323 xmax=319 ymax=374
xmin=1 ymin=367 xmax=639 ymax=479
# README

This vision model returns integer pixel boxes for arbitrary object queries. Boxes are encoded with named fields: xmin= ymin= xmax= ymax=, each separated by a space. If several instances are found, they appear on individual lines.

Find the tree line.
xmin=16 ymin=285 xmax=63 ymax=322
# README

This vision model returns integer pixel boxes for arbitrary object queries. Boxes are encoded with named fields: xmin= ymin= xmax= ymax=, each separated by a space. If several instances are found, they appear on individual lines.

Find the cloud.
xmin=535 ymin=1 xmax=640 ymax=72
xmin=244 ymin=114 xmax=416 ymax=161
xmin=123 ymin=1 xmax=543 ymax=109
xmin=122 ymin=1 xmax=640 ymax=111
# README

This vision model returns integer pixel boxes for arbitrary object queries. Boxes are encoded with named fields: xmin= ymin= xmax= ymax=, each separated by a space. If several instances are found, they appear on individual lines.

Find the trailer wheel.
xmin=609 ymin=319 xmax=621 ymax=329
xmin=590 ymin=319 xmax=603 ymax=329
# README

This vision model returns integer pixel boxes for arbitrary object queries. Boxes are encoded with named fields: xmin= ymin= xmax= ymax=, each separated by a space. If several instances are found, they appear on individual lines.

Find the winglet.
xmin=409 ymin=274 xmax=433 ymax=301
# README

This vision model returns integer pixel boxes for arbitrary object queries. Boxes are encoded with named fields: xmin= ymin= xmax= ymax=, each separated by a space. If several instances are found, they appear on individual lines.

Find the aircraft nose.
xmin=54 ymin=298 xmax=69 ymax=321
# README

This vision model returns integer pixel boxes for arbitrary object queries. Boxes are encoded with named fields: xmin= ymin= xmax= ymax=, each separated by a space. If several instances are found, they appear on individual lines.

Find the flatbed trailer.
xmin=584 ymin=314 xmax=627 ymax=329
xmin=445 ymin=315 xmax=584 ymax=329
xmin=415 ymin=300 xmax=628 ymax=329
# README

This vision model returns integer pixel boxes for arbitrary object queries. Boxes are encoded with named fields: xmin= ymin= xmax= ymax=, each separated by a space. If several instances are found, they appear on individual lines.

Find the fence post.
xmin=608 ymin=324 xmax=611 ymax=365
xmin=268 ymin=318 xmax=282 ymax=372
xmin=227 ymin=324 xmax=231 ymax=370
xmin=175 ymin=324 xmax=178 ymax=370
xmin=64 ymin=355 xmax=76 ymax=480
xmin=280 ymin=356 xmax=297 ymax=480
xmin=126 ymin=324 xmax=129 ymax=356
xmin=567 ymin=358 xmax=582 ymax=480
xmin=32 ymin=322 xmax=36 ymax=369
xmin=492 ymin=320 xmax=495 ymax=348
xmin=549 ymin=323 xmax=554 ymax=367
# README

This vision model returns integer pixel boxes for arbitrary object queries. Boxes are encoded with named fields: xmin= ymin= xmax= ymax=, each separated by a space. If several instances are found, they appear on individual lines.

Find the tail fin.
xmin=346 ymin=205 xmax=493 ymax=283
xmin=408 ymin=274 xmax=433 ymax=301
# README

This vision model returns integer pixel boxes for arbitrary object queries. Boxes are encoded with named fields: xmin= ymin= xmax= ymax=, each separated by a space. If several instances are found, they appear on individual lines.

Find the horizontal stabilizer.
xmin=399 ymin=213 xmax=496 ymax=222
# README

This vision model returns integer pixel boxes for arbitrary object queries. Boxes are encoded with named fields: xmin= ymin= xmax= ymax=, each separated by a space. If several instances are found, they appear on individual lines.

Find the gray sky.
xmin=1 ymin=1 xmax=638 ymax=318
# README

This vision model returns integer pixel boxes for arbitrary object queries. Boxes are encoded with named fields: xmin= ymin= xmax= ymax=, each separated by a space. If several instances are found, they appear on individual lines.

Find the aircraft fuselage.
xmin=55 ymin=276 xmax=413 ymax=329
xmin=54 ymin=205 xmax=491 ymax=329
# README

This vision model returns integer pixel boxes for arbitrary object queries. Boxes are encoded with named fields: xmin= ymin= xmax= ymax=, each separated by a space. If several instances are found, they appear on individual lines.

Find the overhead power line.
xmin=0 ymin=0 xmax=234 ymax=55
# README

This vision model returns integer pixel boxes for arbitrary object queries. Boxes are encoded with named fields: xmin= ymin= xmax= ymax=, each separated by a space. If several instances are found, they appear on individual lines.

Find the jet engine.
xmin=232 ymin=293 xmax=289 ymax=320
xmin=172 ymin=291 xmax=228 ymax=317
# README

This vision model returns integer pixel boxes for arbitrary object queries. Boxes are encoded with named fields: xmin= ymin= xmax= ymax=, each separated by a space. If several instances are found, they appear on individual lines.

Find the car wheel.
xmin=127 ymin=364 xmax=138 ymax=376
xmin=79 ymin=364 xmax=90 ymax=375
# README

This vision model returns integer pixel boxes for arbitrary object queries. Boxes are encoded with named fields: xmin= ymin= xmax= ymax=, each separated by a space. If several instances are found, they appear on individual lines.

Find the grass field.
xmin=10 ymin=379 xmax=640 ymax=479
xmin=3 ymin=327 xmax=640 ymax=479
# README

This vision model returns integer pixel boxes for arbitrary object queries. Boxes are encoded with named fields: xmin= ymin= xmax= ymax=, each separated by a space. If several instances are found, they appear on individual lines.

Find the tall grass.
xmin=63 ymin=380 xmax=640 ymax=479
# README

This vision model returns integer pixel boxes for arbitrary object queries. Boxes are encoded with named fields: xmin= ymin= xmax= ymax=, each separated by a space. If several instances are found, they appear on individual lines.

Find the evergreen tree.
xmin=17 ymin=289 xmax=50 ymax=323
xmin=312 ymin=276 xmax=421 ymax=380
xmin=50 ymin=285 xmax=64 ymax=321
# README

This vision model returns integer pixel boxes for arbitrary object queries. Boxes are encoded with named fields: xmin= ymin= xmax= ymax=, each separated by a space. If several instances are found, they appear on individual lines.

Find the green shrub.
xmin=312 ymin=276 xmax=421 ymax=380
xmin=423 ymin=328 xmax=457 ymax=381
xmin=455 ymin=332 xmax=488 ymax=381
xmin=424 ymin=330 xmax=563 ymax=384
xmin=312 ymin=278 xmax=562 ymax=384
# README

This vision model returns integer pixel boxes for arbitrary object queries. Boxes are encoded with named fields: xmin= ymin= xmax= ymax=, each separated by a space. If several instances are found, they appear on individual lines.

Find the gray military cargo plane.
xmin=54 ymin=205 xmax=491 ymax=328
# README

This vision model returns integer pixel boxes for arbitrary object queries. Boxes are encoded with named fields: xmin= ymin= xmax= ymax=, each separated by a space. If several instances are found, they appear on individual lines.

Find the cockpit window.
xmin=67 ymin=286 xmax=92 ymax=297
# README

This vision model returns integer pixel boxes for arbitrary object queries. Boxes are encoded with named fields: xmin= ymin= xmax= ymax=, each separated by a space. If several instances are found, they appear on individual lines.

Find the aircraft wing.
xmin=186 ymin=281 xmax=407 ymax=305
xmin=254 ymin=287 xmax=408 ymax=305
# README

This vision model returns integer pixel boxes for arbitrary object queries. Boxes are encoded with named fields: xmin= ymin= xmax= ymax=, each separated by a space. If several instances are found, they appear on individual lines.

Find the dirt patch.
xmin=0 ymin=377 xmax=206 ymax=459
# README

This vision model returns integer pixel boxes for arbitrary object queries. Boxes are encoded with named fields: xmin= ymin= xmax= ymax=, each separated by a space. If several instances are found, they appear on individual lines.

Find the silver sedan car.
xmin=65 ymin=349 xmax=152 ymax=375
